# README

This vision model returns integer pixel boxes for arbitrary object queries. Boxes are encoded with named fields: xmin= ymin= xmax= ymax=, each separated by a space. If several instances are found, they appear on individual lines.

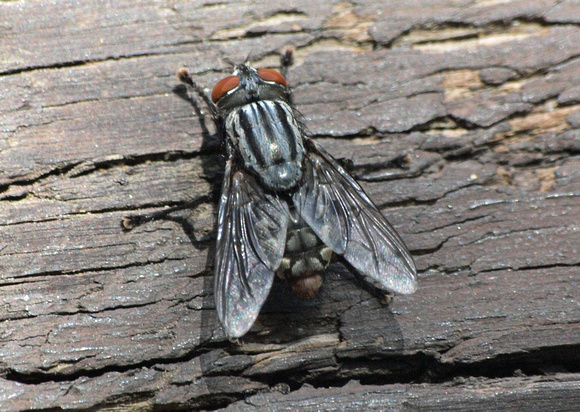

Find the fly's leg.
xmin=280 ymin=48 xmax=295 ymax=105
xmin=122 ymin=195 xmax=212 ymax=230
xmin=280 ymin=47 xmax=294 ymax=78
xmin=335 ymin=157 xmax=355 ymax=173
xmin=123 ymin=68 xmax=220 ymax=231
xmin=348 ymin=264 xmax=395 ymax=305
xmin=177 ymin=68 xmax=217 ymax=117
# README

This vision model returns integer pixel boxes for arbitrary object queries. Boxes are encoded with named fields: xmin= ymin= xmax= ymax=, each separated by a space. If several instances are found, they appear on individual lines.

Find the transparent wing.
xmin=292 ymin=141 xmax=417 ymax=294
xmin=215 ymin=160 xmax=290 ymax=338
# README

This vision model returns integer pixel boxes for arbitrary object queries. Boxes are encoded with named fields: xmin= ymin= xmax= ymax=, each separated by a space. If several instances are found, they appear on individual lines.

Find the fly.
xmin=123 ymin=51 xmax=418 ymax=338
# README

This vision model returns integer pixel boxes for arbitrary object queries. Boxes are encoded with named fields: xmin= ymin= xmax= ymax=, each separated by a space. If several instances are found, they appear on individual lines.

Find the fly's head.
xmin=211 ymin=64 xmax=289 ymax=114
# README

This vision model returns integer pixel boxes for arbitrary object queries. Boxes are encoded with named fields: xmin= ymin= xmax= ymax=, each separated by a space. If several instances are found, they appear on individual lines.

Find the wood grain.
xmin=1 ymin=0 xmax=578 ymax=410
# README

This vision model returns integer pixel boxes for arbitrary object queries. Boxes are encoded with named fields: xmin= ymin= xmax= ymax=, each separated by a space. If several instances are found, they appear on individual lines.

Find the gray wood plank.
xmin=1 ymin=0 xmax=578 ymax=410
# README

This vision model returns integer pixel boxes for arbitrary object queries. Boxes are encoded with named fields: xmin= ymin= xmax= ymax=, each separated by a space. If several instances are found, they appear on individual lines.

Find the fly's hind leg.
xmin=348 ymin=263 xmax=396 ymax=305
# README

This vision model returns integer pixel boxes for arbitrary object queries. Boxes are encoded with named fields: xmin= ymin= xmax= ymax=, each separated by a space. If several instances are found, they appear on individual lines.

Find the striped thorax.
xmin=225 ymin=100 xmax=304 ymax=191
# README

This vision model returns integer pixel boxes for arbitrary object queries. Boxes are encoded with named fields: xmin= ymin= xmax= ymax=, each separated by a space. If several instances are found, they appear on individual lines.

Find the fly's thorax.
xmin=225 ymin=100 xmax=305 ymax=191
xmin=277 ymin=210 xmax=333 ymax=299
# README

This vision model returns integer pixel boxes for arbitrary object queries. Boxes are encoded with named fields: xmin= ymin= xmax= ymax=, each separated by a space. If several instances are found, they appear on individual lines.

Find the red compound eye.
xmin=212 ymin=75 xmax=240 ymax=102
xmin=257 ymin=68 xmax=287 ymax=86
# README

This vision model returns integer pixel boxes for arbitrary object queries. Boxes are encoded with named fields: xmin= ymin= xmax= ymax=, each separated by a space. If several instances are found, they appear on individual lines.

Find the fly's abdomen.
xmin=225 ymin=100 xmax=304 ymax=191
xmin=277 ymin=209 xmax=333 ymax=299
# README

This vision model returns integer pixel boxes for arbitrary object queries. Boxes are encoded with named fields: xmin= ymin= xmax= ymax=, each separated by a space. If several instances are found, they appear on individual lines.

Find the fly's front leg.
xmin=177 ymin=68 xmax=217 ymax=118
xmin=280 ymin=47 xmax=295 ymax=78
xmin=280 ymin=48 xmax=295 ymax=105
xmin=122 ymin=67 xmax=220 ymax=231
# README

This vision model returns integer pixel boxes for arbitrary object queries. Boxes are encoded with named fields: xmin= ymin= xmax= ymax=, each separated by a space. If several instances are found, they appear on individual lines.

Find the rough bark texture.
xmin=1 ymin=0 xmax=579 ymax=410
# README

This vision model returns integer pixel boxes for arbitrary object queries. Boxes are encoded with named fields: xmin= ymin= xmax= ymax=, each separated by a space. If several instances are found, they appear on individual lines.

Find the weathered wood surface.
xmin=1 ymin=0 xmax=579 ymax=410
